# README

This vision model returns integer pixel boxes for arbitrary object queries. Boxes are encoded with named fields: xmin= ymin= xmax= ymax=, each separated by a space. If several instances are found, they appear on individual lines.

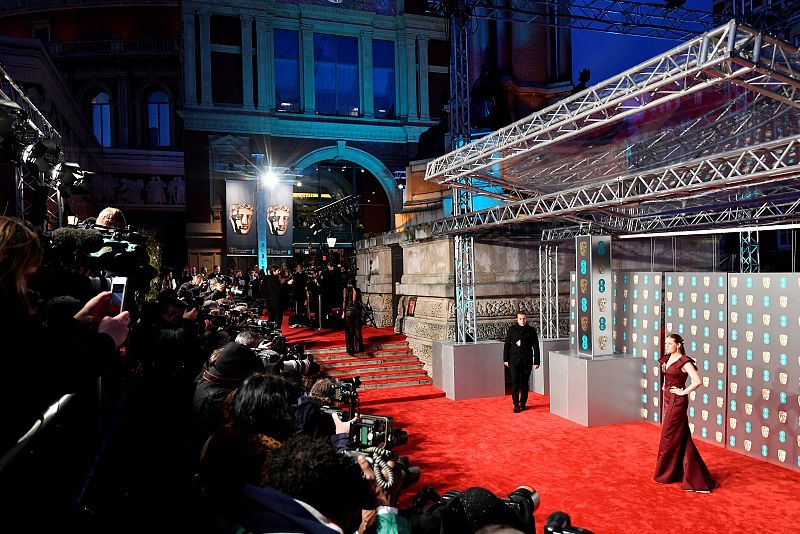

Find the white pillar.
xmin=405 ymin=33 xmax=418 ymax=121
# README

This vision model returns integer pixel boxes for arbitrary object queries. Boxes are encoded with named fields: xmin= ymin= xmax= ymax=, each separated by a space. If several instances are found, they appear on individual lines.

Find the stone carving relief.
xmin=91 ymin=175 xmax=185 ymax=206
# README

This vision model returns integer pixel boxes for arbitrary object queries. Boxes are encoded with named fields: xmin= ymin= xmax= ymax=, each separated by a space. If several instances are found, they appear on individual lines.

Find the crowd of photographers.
xmin=0 ymin=211 xmax=587 ymax=534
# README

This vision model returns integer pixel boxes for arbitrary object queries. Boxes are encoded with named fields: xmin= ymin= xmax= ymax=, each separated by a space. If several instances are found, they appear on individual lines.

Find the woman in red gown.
xmin=654 ymin=333 xmax=717 ymax=492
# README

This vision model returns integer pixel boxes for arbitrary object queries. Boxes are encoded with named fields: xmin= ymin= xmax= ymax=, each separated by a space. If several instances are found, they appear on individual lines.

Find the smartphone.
xmin=109 ymin=276 xmax=128 ymax=316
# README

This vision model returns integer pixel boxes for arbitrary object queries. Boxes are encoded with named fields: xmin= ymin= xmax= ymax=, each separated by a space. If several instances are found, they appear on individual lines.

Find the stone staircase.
xmin=308 ymin=340 xmax=432 ymax=390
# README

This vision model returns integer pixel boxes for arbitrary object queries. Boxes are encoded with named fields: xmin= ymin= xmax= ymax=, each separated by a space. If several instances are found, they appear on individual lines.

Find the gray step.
xmin=306 ymin=342 xmax=408 ymax=355
xmin=326 ymin=363 xmax=424 ymax=377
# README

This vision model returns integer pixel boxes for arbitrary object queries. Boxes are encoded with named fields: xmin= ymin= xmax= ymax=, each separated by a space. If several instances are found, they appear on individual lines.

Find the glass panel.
xmin=92 ymin=92 xmax=111 ymax=147
xmin=275 ymin=29 xmax=300 ymax=112
xmin=314 ymin=34 xmax=359 ymax=116
xmin=373 ymin=40 xmax=395 ymax=118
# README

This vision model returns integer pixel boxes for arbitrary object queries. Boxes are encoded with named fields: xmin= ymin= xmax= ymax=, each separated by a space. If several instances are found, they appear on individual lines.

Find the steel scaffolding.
xmin=538 ymin=244 xmax=560 ymax=338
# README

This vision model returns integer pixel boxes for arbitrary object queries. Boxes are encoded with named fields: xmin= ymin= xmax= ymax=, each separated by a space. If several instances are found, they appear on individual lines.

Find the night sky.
xmin=571 ymin=0 xmax=713 ymax=87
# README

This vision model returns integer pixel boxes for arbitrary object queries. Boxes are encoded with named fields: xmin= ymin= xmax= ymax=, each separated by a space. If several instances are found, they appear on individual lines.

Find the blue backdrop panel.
xmin=664 ymin=273 xmax=728 ymax=447
xmin=727 ymin=274 xmax=800 ymax=472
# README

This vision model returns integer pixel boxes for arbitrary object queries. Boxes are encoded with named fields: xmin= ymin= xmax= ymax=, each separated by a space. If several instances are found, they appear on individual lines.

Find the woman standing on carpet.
xmin=654 ymin=333 xmax=717 ymax=492
xmin=341 ymin=278 xmax=363 ymax=356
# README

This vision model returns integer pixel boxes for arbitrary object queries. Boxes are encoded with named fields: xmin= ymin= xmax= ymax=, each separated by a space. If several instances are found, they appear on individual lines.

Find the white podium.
xmin=529 ymin=338 xmax=569 ymax=395
xmin=549 ymin=350 xmax=642 ymax=427
xmin=432 ymin=340 xmax=505 ymax=400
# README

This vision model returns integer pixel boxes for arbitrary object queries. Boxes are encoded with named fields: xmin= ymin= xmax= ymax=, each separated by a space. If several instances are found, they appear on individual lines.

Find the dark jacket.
xmin=503 ymin=323 xmax=540 ymax=367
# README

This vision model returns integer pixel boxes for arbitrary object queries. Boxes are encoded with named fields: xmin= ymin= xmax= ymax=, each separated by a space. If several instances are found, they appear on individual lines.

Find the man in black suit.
xmin=503 ymin=312 xmax=540 ymax=413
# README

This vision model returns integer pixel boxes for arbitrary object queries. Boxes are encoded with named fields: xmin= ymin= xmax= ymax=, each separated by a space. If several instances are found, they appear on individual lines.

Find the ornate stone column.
xmin=301 ymin=23 xmax=315 ymax=115
xmin=417 ymin=35 xmax=430 ymax=121
xmin=360 ymin=30 xmax=374 ymax=119
xmin=182 ymin=12 xmax=197 ymax=105
xmin=255 ymin=16 xmax=274 ymax=111
xmin=198 ymin=11 xmax=212 ymax=106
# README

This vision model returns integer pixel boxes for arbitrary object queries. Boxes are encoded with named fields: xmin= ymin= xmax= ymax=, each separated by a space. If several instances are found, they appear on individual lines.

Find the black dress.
xmin=342 ymin=287 xmax=363 ymax=355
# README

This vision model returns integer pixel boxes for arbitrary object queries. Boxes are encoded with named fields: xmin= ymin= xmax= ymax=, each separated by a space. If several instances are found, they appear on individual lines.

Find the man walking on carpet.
xmin=503 ymin=312 xmax=540 ymax=413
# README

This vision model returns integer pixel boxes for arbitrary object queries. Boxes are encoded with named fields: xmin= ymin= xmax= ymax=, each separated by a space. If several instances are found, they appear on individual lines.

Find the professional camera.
xmin=348 ymin=414 xmax=408 ymax=450
xmin=544 ymin=511 xmax=594 ymax=534
xmin=406 ymin=485 xmax=539 ymax=534
xmin=330 ymin=376 xmax=361 ymax=402
xmin=273 ymin=346 xmax=319 ymax=377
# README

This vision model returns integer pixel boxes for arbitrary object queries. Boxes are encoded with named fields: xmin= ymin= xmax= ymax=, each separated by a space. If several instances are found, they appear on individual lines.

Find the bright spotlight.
xmin=260 ymin=168 xmax=278 ymax=187
xmin=295 ymin=181 xmax=302 ymax=187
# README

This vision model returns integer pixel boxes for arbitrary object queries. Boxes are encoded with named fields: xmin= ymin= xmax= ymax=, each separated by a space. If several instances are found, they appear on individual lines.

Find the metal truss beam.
xmin=430 ymin=134 xmax=800 ymax=235
xmin=0 ymin=64 xmax=61 ymax=145
xmin=426 ymin=21 xmax=800 ymax=188
xmin=538 ymin=244 xmax=559 ymax=338
xmin=541 ymin=190 xmax=800 ymax=240
xmin=740 ymin=230 xmax=760 ymax=272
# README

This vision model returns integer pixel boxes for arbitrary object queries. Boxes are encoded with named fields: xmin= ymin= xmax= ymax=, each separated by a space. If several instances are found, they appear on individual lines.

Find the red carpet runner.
xmin=285 ymin=321 xmax=800 ymax=532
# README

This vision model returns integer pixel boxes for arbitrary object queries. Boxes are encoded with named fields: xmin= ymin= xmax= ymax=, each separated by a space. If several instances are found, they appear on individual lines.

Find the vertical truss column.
xmin=740 ymin=230 xmax=760 ymax=273
xmin=538 ymin=244 xmax=559 ymax=339
xmin=450 ymin=6 xmax=476 ymax=342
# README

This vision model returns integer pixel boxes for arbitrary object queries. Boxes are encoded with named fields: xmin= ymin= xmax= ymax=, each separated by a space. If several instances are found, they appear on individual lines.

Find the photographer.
xmin=0 ymin=216 xmax=130 ymax=452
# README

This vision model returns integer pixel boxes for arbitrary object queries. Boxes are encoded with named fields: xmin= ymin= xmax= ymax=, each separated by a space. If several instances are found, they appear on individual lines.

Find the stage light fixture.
xmin=326 ymin=236 xmax=337 ymax=248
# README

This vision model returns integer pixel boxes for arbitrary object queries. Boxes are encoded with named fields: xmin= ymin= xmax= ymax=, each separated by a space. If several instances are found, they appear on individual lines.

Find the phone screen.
xmin=109 ymin=283 xmax=125 ymax=315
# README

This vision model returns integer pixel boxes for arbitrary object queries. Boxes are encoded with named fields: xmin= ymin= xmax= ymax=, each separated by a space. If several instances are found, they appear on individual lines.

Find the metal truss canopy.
xmin=425 ymin=21 xmax=800 ymax=239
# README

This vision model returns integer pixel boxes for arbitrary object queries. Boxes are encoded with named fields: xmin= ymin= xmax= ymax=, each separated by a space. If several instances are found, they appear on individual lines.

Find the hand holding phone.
xmin=108 ymin=277 xmax=128 ymax=316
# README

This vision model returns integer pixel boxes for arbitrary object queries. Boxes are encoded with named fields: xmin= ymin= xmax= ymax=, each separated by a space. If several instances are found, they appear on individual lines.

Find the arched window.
xmin=147 ymin=91 xmax=171 ymax=147
xmin=91 ymin=92 xmax=111 ymax=147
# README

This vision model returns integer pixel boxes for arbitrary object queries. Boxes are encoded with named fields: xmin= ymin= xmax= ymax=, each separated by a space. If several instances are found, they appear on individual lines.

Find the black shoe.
xmin=513 ymin=406 xmax=521 ymax=413
xmin=521 ymin=405 xmax=527 ymax=411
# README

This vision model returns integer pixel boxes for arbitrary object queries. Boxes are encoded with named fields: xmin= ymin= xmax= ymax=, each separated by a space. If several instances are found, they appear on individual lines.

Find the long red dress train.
xmin=654 ymin=354 xmax=717 ymax=492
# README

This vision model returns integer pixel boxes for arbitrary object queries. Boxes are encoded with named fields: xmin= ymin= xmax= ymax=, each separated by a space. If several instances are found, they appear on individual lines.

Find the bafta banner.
xmin=226 ymin=180 xmax=258 ymax=256
xmin=265 ymin=182 xmax=293 ymax=257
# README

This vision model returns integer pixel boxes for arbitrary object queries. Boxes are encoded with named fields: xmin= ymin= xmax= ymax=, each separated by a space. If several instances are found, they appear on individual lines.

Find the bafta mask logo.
xmin=598 ymin=297 xmax=607 ymax=312
xmin=715 ymin=431 xmax=723 ymax=443
xmin=597 ymin=335 xmax=608 ymax=350
xmin=730 ymin=382 xmax=738 ymax=394
xmin=745 ymin=330 xmax=754 ymax=343
xmin=762 ymin=351 xmax=771 ymax=364
xmin=744 ymin=403 xmax=753 ymax=415
xmin=702 ymin=376 xmax=710 ymax=387
xmin=653 ymin=367 xmax=659 ymax=377
xmin=688 ymin=422 xmax=695 ymax=434
xmin=633 ymin=304 xmax=638 ymax=314
xmin=655 ymin=275 xmax=661 ymax=284
xmin=703 ymin=310 xmax=710 ymax=321
xmin=267 ymin=205 xmax=291 ymax=236
xmin=762 ymin=388 xmax=770 ymax=401
xmin=762 ymin=314 xmax=771 ymax=327
xmin=666 ymin=291 xmax=672 ymax=301
xmin=729 ymin=417 xmax=737 ymax=429
xmin=779 ymin=295 xmax=788 ymax=309
xmin=571 ymin=298 xmax=576 ymax=308
xmin=703 ymin=276 xmax=710 ymax=287
xmin=678 ymin=307 xmax=685 ymax=318
xmin=579 ymin=241 xmax=588 ymax=256
xmin=745 ymin=366 xmax=754 ymax=379
xmin=623 ymin=289 xmax=629 ymax=299
xmin=717 ymin=328 xmax=725 ymax=340
xmin=701 ymin=409 xmax=708 ymax=421
xmin=731 ymin=277 xmax=738 ymax=288
xmin=622 ymin=317 xmax=628 ymax=327
xmin=570 ymin=324 xmax=575 ymax=333
xmin=778 ymin=449 xmax=786 ymax=463
xmin=678 ymin=275 xmax=685 ymax=286
xmin=744 ymin=439 xmax=752 ymax=452
xmin=745 ymin=294 xmax=754 ymax=307
xmin=228 ymin=202 xmax=254 ymax=235
xmin=640 ymin=408 xmax=648 ymax=419
xmin=731 ymin=347 xmax=738 ymax=359
xmin=633 ymin=275 xmax=639 ymax=284
xmin=580 ymin=316 xmax=589 ymax=332
xmin=642 ymin=319 xmax=648 ymax=329
xmin=717 ymin=293 xmax=725 ymax=305
xmin=688 ymin=391 xmax=696 ymax=401
xmin=779 ymin=411 xmax=787 ymax=424
xmin=717 ymin=362 xmax=724 ymax=373
xmin=690 ymin=292 xmax=697 ymax=303
xmin=632 ymin=332 xmax=638 ymax=343
xmin=761 ymin=426 xmax=769 ymax=439
xmin=653 ymin=397 xmax=659 ymax=408
xmin=690 ymin=325 xmax=697 ymax=336
xmin=762 ymin=277 xmax=771 ymax=289
xmin=716 ymin=396 xmax=723 ymax=408
xmin=779 ymin=372 xmax=788 ymax=385
xmin=643 ymin=289 xmax=649 ymax=300
xmin=731 ymin=311 xmax=738 ymax=323
xmin=579 ymin=279 xmax=588 ymax=293
xmin=779 ymin=334 xmax=788 ymax=347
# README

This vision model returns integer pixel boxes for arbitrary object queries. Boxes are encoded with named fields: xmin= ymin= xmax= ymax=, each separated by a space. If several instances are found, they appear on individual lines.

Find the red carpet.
xmin=362 ymin=391 xmax=800 ymax=534
xmin=282 ymin=322 xmax=400 ymax=350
